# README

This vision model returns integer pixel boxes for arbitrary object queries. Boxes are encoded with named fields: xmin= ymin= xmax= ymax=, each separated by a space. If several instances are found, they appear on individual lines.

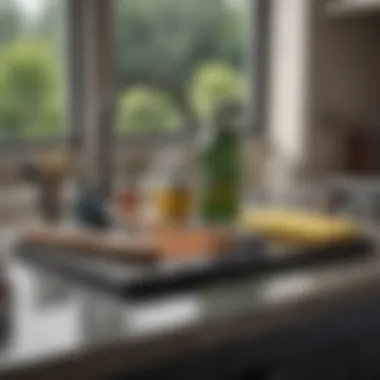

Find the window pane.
xmin=114 ymin=0 xmax=251 ymax=134
xmin=0 ymin=0 xmax=66 ymax=139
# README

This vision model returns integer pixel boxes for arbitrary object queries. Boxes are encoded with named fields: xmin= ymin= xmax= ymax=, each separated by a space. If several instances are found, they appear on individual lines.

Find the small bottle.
xmin=198 ymin=100 xmax=241 ymax=225
xmin=116 ymin=173 xmax=140 ymax=230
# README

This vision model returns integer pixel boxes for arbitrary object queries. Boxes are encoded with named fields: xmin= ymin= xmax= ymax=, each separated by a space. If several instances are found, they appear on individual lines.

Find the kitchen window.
xmin=113 ymin=0 xmax=267 ymax=136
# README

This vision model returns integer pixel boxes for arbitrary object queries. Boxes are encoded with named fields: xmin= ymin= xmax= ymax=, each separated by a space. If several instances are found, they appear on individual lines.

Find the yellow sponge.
xmin=239 ymin=209 xmax=358 ymax=246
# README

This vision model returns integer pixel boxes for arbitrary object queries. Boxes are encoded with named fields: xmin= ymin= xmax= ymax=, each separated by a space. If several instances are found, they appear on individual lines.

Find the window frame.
xmin=0 ymin=0 xmax=270 ymax=152
xmin=92 ymin=0 xmax=270 ymax=144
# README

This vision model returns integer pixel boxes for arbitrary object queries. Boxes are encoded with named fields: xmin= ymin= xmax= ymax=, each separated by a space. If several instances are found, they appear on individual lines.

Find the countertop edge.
xmin=3 ymin=264 xmax=380 ymax=380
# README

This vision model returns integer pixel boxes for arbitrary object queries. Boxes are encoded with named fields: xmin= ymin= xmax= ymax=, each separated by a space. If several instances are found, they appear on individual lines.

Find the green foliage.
xmin=32 ymin=95 xmax=64 ymax=137
xmin=0 ymin=101 xmax=27 ymax=136
xmin=115 ymin=0 xmax=243 ymax=89
xmin=0 ymin=41 xmax=60 ymax=137
xmin=0 ymin=1 xmax=63 ymax=138
xmin=191 ymin=62 xmax=243 ymax=124
xmin=0 ymin=0 xmax=246 ymax=137
xmin=117 ymin=87 xmax=184 ymax=133
xmin=115 ymin=0 xmax=246 ymax=129
xmin=0 ymin=1 xmax=24 ymax=45
xmin=215 ymin=8 xmax=246 ymax=67
xmin=1 ymin=42 xmax=55 ymax=105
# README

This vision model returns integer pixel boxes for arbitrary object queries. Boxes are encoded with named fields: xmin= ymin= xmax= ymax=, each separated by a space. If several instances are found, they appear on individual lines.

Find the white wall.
xmin=266 ymin=0 xmax=313 ymax=202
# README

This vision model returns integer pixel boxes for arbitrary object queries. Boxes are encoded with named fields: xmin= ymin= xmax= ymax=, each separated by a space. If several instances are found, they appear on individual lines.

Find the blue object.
xmin=74 ymin=190 xmax=110 ymax=229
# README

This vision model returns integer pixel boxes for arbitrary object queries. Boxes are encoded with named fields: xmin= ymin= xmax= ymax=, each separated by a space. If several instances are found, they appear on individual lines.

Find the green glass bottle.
xmin=199 ymin=101 xmax=241 ymax=224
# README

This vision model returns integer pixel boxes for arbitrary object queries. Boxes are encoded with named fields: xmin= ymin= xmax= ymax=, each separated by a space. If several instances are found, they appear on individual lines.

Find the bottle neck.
xmin=214 ymin=125 xmax=236 ymax=141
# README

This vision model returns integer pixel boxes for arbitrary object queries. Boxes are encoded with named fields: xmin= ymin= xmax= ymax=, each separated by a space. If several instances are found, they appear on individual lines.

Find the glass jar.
xmin=147 ymin=153 xmax=194 ymax=226
xmin=115 ymin=173 xmax=141 ymax=230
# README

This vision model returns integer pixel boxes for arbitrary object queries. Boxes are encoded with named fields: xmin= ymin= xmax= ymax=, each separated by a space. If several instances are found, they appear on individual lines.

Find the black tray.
xmin=16 ymin=237 xmax=373 ymax=301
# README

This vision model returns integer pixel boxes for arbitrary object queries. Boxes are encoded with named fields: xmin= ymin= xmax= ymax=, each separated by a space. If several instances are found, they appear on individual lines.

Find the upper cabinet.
xmin=326 ymin=0 xmax=380 ymax=15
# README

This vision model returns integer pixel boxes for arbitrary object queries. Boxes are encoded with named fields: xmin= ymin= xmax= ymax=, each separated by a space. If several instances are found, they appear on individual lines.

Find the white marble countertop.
xmin=1 ymin=226 xmax=380 ymax=379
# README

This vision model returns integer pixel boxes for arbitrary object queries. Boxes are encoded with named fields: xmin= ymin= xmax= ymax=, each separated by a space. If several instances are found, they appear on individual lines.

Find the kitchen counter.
xmin=1 ymin=227 xmax=380 ymax=379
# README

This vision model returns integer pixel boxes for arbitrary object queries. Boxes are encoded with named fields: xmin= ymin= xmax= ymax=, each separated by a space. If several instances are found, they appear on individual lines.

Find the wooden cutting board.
xmin=19 ymin=225 xmax=235 ymax=264
xmin=19 ymin=225 xmax=158 ymax=265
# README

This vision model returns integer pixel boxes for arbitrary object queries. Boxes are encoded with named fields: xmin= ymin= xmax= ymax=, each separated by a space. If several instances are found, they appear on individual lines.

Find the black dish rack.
xmin=16 ymin=236 xmax=373 ymax=302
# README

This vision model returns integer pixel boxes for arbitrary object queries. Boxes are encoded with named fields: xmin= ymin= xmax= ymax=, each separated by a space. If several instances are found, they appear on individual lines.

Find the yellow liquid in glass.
xmin=155 ymin=189 xmax=193 ymax=223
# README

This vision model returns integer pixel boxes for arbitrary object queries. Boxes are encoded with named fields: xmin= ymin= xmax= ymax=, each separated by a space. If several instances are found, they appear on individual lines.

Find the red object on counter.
xmin=117 ymin=190 xmax=139 ymax=215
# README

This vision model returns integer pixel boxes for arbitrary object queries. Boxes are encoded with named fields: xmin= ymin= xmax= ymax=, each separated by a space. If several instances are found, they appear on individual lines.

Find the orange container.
xmin=151 ymin=226 xmax=233 ymax=260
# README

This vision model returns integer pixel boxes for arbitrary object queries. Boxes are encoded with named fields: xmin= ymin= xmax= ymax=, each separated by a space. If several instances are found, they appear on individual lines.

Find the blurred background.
xmin=0 ymin=0 xmax=253 ymax=225
xmin=0 ymin=0 xmax=379 ymax=223
xmin=0 ymin=0 xmax=380 ymax=379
